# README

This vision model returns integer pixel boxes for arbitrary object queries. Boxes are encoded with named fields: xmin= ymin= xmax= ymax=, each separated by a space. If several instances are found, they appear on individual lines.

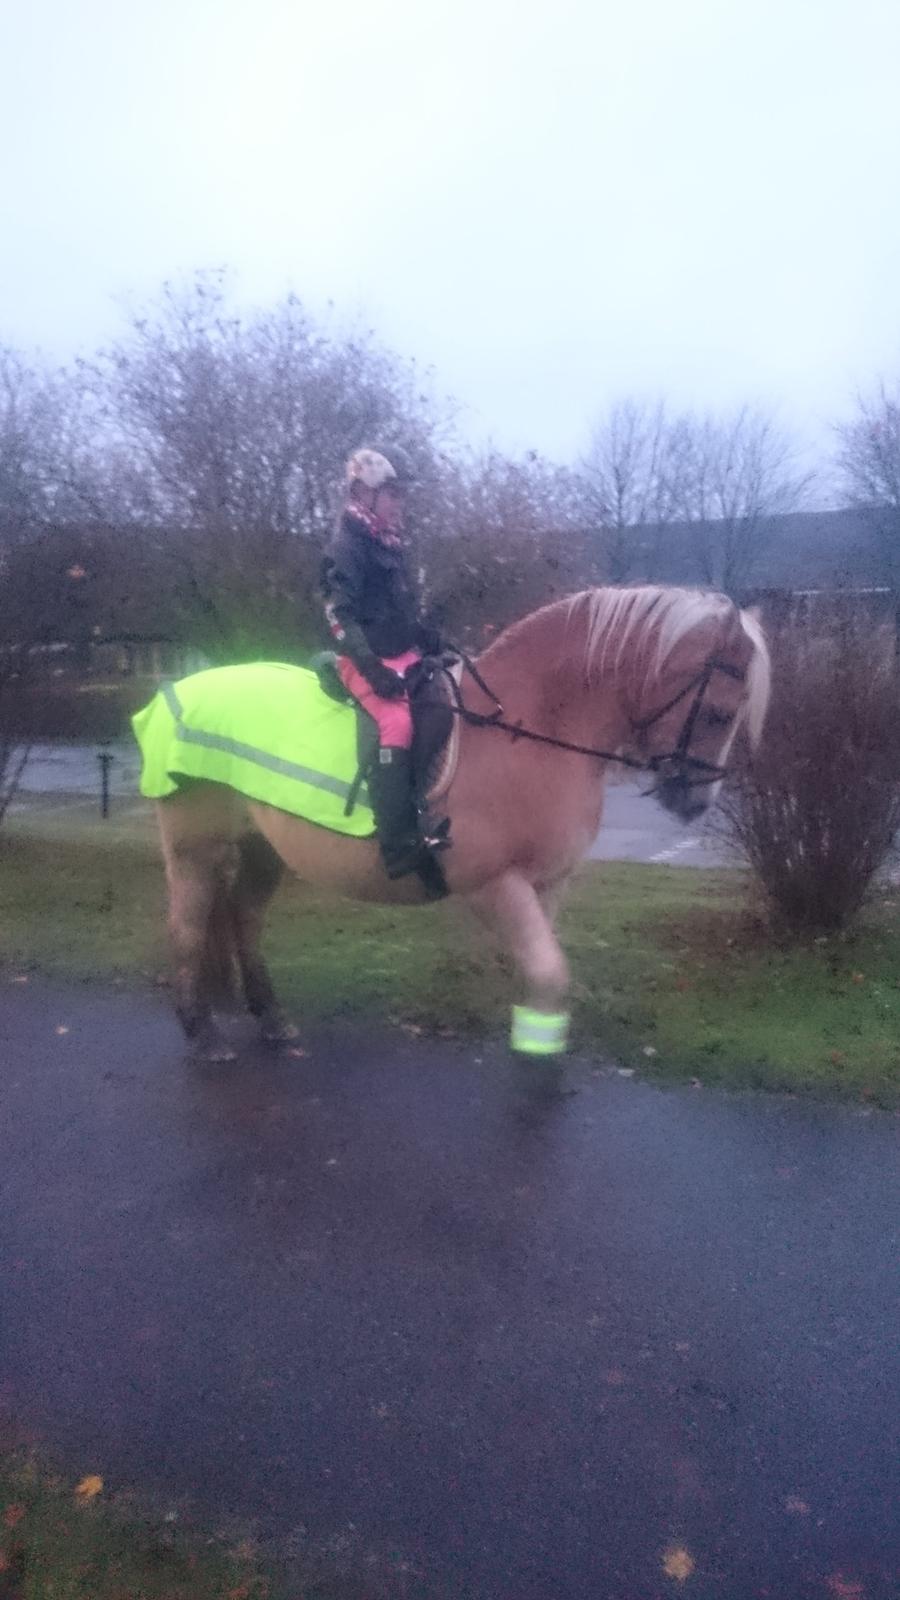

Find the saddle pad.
xmin=132 ymin=662 xmax=376 ymax=837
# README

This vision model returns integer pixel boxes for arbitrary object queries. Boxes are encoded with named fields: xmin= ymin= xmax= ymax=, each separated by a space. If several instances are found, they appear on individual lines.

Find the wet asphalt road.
xmin=1 ymin=978 xmax=898 ymax=1599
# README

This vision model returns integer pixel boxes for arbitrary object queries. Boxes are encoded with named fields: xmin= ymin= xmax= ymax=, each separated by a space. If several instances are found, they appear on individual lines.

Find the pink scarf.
xmin=344 ymin=502 xmax=402 ymax=550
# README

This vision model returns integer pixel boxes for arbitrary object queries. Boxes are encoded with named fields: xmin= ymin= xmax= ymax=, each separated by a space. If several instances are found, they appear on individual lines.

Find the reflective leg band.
xmin=510 ymin=1006 xmax=570 ymax=1056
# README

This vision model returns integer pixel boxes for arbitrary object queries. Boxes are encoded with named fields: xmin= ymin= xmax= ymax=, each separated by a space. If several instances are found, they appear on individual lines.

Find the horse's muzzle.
xmin=654 ymin=774 xmax=710 ymax=823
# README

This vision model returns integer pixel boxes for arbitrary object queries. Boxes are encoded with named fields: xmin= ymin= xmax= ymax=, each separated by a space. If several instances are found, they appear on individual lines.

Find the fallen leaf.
xmin=830 ymin=1051 xmax=846 ymax=1066
xmin=287 ymin=1046 xmax=307 ymax=1058
xmin=10 ymin=974 xmax=28 ymax=984
xmin=55 ymin=1025 xmax=70 ymax=1036
xmin=617 ymin=1067 xmax=635 ymax=1078
xmin=784 ymin=1495 xmax=810 ymax=1515
xmin=74 ymin=1475 xmax=103 ymax=1502
xmin=662 ymin=1543 xmax=695 ymax=1581
xmin=851 ymin=972 xmax=865 ymax=985
xmin=825 ymin=1576 xmax=865 ymax=1600
xmin=2 ymin=1503 xmax=25 ymax=1528
xmin=642 ymin=1045 xmax=658 ymax=1058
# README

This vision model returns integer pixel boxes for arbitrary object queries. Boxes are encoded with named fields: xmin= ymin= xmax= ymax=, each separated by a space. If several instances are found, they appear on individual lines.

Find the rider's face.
xmin=374 ymin=482 xmax=405 ymax=532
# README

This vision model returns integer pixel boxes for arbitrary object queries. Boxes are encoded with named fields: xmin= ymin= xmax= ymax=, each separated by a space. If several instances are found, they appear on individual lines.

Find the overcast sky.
xmin=2 ymin=0 xmax=898 ymax=463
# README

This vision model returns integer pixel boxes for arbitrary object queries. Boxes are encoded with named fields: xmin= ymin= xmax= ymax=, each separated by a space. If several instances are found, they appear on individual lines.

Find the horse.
xmin=145 ymin=586 xmax=770 ymax=1062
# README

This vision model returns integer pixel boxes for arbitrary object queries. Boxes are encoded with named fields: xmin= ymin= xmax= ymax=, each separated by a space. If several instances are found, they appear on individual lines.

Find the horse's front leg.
xmin=468 ymin=871 xmax=571 ymax=1056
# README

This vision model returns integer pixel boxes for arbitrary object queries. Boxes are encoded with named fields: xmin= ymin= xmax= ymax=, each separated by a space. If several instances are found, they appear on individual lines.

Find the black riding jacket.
xmin=320 ymin=510 xmax=425 ymax=667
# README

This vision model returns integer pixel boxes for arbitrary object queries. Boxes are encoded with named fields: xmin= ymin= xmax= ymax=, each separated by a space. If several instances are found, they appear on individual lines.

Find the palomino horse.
xmin=151 ymin=586 xmax=770 ymax=1062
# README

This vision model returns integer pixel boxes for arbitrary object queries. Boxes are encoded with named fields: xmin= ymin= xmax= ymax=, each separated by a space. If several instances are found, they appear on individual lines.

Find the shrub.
xmin=718 ymin=605 xmax=900 ymax=933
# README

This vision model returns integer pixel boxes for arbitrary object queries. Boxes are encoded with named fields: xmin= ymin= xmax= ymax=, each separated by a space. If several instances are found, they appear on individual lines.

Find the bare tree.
xmin=835 ymin=381 xmax=900 ymax=592
xmin=0 ymin=345 xmax=117 ymax=530
xmin=580 ymin=399 xmax=676 ymax=580
xmin=667 ymin=407 xmax=811 ymax=595
xmin=422 ymin=449 xmax=590 ymax=643
xmin=0 ymin=346 xmax=85 ymax=819
xmin=0 ymin=346 xmax=68 ymax=534
xmin=87 ymin=272 xmax=454 ymax=658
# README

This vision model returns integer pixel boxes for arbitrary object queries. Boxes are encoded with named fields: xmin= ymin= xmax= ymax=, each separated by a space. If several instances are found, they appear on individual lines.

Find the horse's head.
xmin=572 ymin=587 xmax=771 ymax=822
xmin=630 ymin=597 xmax=770 ymax=820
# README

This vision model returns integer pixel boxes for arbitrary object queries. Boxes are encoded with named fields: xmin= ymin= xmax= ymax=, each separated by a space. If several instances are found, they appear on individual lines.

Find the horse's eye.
xmin=703 ymin=708 xmax=733 ymax=730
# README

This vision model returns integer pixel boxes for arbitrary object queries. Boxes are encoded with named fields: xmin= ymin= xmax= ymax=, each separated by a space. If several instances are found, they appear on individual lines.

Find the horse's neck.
xmin=476 ymin=603 xmax=628 ymax=752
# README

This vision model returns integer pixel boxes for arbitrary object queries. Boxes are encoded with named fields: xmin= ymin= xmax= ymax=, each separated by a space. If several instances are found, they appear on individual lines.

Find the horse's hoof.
xmin=187 ymin=1029 xmax=238 ymax=1065
xmin=260 ymin=1015 xmax=301 ymax=1046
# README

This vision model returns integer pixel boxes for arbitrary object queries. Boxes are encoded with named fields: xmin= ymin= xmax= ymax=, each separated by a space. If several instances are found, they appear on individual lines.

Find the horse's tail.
xmin=200 ymin=876 xmax=241 ymax=1012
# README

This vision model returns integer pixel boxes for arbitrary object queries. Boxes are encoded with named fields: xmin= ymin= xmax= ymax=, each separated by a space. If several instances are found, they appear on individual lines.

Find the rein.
xmin=431 ymin=648 xmax=743 ymax=787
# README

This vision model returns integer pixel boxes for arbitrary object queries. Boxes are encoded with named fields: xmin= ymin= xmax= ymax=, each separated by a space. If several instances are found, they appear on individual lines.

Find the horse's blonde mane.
xmin=563 ymin=586 xmax=771 ymax=744
xmin=736 ymin=604 xmax=771 ymax=744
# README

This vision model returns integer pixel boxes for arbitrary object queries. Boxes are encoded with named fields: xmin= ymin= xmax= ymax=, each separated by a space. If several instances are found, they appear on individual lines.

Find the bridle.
xmin=631 ymin=656 xmax=746 ymax=788
xmin=430 ymin=649 xmax=746 ymax=788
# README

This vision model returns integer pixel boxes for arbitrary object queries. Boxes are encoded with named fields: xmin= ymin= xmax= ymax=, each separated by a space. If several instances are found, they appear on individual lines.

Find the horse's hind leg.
xmin=159 ymin=798 xmax=239 ymax=1063
xmin=231 ymin=832 xmax=298 ymax=1045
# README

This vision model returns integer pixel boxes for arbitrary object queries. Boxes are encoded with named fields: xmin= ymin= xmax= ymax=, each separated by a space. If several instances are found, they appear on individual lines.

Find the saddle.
xmin=311 ymin=651 xmax=461 ymax=822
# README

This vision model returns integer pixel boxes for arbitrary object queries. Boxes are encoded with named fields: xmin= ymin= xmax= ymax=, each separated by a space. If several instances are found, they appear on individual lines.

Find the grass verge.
xmin=2 ymin=811 xmax=899 ymax=1103
xmin=0 ymin=1452 xmax=278 ymax=1600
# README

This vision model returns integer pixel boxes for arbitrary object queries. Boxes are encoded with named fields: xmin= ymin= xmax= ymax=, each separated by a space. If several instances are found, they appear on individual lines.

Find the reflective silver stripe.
xmin=159 ymin=680 xmax=369 ymax=806
xmin=516 ymin=1019 xmax=567 ymax=1044
xmin=510 ymin=1006 xmax=570 ymax=1055
xmin=160 ymin=679 xmax=184 ymax=720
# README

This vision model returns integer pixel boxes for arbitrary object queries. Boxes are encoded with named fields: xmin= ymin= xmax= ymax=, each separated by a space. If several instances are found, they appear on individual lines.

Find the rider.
xmin=320 ymin=448 xmax=445 ymax=881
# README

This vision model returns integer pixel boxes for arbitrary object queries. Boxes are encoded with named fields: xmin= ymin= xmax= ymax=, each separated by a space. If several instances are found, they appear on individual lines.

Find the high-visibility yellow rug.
xmin=132 ymin=662 xmax=374 ymax=837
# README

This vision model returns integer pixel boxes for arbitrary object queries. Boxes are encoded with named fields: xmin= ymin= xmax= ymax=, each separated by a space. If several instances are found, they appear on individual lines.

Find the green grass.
xmin=2 ymin=804 xmax=899 ymax=1103
xmin=0 ymin=1453 xmax=279 ymax=1600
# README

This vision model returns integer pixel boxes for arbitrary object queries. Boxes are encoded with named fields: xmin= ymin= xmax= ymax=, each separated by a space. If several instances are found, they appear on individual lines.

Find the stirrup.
xmin=422 ymin=816 xmax=451 ymax=852
xmin=382 ymin=838 xmax=448 ymax=899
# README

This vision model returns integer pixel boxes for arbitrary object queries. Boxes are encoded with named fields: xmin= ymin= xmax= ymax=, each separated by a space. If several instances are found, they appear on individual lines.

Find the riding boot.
xmin=367 ymin=747 xmax=429 ymax=880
